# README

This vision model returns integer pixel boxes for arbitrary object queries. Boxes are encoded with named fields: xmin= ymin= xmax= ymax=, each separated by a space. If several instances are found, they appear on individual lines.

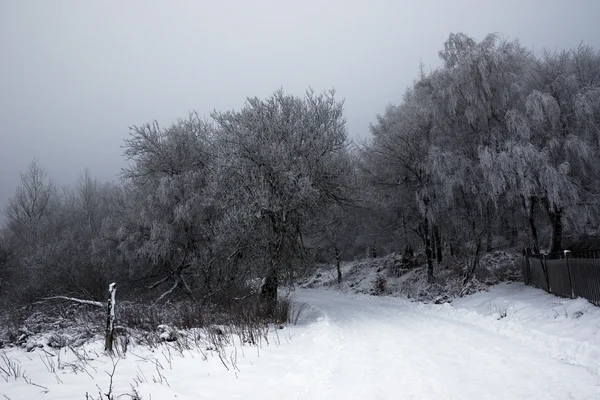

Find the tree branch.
xmin=41 ymin=296 xmax=104 ymax=307
xmin=156 ymin=280 xmax=179 ymax=302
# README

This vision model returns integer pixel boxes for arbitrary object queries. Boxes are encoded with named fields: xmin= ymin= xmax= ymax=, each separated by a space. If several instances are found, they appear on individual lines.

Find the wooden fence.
xmin=522 ymin=250 xmax=600 ymax=306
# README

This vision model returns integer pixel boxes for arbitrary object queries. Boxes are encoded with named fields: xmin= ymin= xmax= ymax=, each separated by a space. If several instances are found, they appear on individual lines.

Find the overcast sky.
xmin=1 ymin=0 xmax=600 ymax=219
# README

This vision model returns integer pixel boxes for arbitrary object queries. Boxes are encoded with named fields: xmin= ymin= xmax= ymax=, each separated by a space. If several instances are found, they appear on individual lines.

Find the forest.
xmin=1 ymin=32 xmax=600 ymax=317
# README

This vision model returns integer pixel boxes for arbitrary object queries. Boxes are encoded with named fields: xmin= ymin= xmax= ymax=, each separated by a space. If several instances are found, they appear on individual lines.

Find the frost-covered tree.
xmin=525 ymin=47 xmax=600 ymax=253
xmin=212 ymin=89 xmax=352 ymax=307
xmin=77 ymin=168 xmax=101 ymax=233
xmin=118 ymin=113 xmax=216 ymax=299
xmin=93 ymin=183 xmax=140 ymax=280
xmin=364 ymin=76 xmax=440 ymax=282
xmin=363 ymin=33 xmax=600 ymax=284
xmin=309 ymin=200 xmax=362 ymax=284
xmin=429 ymin=33 xmax=532 ymax=276
xmin=1 ymin=162 xmax=121 ymax=300
xmin=481 ymin=46 xmax=600 ymax=253
xmin=4 ymin=159 xmax=57 ymax=247
xmin=0 ymin=229 xmax=14 ymax=297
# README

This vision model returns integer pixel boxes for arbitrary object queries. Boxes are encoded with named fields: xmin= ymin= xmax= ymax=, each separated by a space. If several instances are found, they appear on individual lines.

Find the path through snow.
xmin=290 ymin=289 xmax=600 ymax=399
xmin=1 ymin=288 xmax=599 ymax=399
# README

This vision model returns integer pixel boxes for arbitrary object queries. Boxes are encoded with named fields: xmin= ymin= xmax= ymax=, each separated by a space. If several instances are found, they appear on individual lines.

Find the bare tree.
xmin=4 ymin=159 xmax=56 ymax=246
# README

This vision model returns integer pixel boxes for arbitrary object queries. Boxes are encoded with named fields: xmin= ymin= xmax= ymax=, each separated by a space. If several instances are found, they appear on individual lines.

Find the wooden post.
xmin=522 ymin=249 xmax=528 ymax=285
xmin=524 ymin=248 xmax=533 ymax=286
xmin=105 ymin=283 xmax=116 ymax=352
xmin=564 ymin=250 xmax=574 ymax=299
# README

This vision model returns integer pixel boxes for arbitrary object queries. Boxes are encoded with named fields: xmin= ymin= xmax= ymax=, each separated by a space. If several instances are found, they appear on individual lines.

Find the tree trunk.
xmin=422 ymin=219 xmax=435 ymax=284
xmin=431 ymin=230 xmax=437 ymax=263
xmin=334 ymin=245 xmax=342 ymax=284
xmin=485 ymin=206 xmax=494 ymax=252
xmin=370 ymin=243 xmax=377 ymax=258
xmin=486 ymin=225 xmax=493 ymax=252
xmin=510 ymin=225 xmax=519 ymax=247
xmin=203 ymin=254 xmax=214 ymax=291
xmin=261 ymin=266 xmax=278 ymax=315
xmin=542 ymin=198 xmax=563 ymax=254
xmin=464 ymin=237 xmax=482 ymax=284
xmin=433 ymin=225 xmax=442 ymax=264
xmin=502 ymin=213 xmax=519 ymax=247
xmin=526 ymin=197 xmax=540 ymax=255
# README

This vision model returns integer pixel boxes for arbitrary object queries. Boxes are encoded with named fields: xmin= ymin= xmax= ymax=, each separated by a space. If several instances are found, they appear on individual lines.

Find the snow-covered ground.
xmin=1 ymin=284 xmax=599 ymax=399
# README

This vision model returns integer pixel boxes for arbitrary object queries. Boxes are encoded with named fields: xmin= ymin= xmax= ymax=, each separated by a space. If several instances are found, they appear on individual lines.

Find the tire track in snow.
xmin=294 ymin=289 xmax=600 ymax=400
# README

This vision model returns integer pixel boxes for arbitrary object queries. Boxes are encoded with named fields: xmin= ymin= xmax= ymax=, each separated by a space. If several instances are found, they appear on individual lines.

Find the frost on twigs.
xmin=157 ymin=325 xmax=178 ymax=342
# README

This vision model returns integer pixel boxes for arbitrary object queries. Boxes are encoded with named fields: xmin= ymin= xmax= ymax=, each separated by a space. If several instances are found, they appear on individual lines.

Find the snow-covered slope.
xmin=300 ymin=251 xmax=522 ymax=301
xmin=422 ymin=282 xmax=600 ymax=375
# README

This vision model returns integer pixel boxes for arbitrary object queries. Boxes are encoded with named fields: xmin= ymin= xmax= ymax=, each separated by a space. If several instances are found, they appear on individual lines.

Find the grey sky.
xmin=1 ymin=0 xmax=600 ymax=220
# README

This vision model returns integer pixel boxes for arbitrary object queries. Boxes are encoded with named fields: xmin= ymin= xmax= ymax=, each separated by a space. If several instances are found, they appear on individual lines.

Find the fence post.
xmin=105 ymin=282 xmax=117 ymax=352
xmin=522 ymin=249 xmax=527 ymax=285
xmin=528 ymin=248 xmax=533 ymax=285
xmin=564 ymin=250 xmax=574 ymax=299
xmin=522 ymin=249 xmax=530 ymax=285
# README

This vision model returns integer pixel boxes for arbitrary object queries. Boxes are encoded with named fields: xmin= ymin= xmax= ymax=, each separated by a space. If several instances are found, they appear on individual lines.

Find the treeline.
xmin=0 ymin=90 xmax=357 ymax=309
xmin=364 ymin=33 xmax=600 ymax=283
xmin=1 ymin=33 xmax=599 ymax=307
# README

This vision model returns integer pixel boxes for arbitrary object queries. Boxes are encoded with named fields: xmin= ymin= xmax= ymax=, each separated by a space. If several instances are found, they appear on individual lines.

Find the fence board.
xmin=592 ymin=264 xmax=600 ymax=306
xmin=529 ymin=258 xmax=548 ymax=292
xmin=546 ymin=259 xmax=571 ymax=298
xmin=568 ymin=258 xmax=600 ymax=306
xmin=522 ymin=256 xmax=530 ymax=285
xmin=522 ymin=250 xmax=600 ymax=306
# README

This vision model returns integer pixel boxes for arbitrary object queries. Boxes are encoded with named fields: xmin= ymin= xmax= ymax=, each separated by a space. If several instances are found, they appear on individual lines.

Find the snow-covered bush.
xmin=372 ymin=275 xmax=388 ymax=295
xmin=303 ymin=250 xmax=522 ymax=303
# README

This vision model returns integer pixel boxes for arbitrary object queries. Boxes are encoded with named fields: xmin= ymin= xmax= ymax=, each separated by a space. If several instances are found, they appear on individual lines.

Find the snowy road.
xmin=268 ymin=289 xmax=600 ymax=400
xmin=2 ymin=288 xmax=600 ymax=399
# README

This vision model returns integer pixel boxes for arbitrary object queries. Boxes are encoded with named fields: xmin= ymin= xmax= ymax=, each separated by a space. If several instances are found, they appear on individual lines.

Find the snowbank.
xmin=302 ymin=254 xmax=600 ymax=376
xmin=422 ymin=282 xmax=600 ymax=375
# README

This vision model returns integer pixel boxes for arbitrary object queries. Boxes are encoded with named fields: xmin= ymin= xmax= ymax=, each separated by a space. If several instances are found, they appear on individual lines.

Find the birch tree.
xmin=430 ymin=33 xmax=532 ymax=277
xmin=525 ymin=47 xmax=600 ymax=253
xmin=481 ymin=46 xmax=600 ymax=253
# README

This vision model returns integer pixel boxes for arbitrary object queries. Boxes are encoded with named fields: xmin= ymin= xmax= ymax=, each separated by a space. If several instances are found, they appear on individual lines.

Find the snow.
xmin=1 ymin=284 xmax=600 ymax=399
xmin=424 ymin=282 xmax=600 ymax=375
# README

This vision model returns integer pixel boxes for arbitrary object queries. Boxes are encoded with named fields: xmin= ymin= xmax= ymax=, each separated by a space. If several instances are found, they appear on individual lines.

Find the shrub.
xmin=372 ymin=275 xmax=387 ymax=295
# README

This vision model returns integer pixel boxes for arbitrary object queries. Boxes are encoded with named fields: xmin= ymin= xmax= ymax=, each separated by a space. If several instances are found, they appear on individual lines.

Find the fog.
xmin=1 ymin=0 xmax=600 ymax=218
